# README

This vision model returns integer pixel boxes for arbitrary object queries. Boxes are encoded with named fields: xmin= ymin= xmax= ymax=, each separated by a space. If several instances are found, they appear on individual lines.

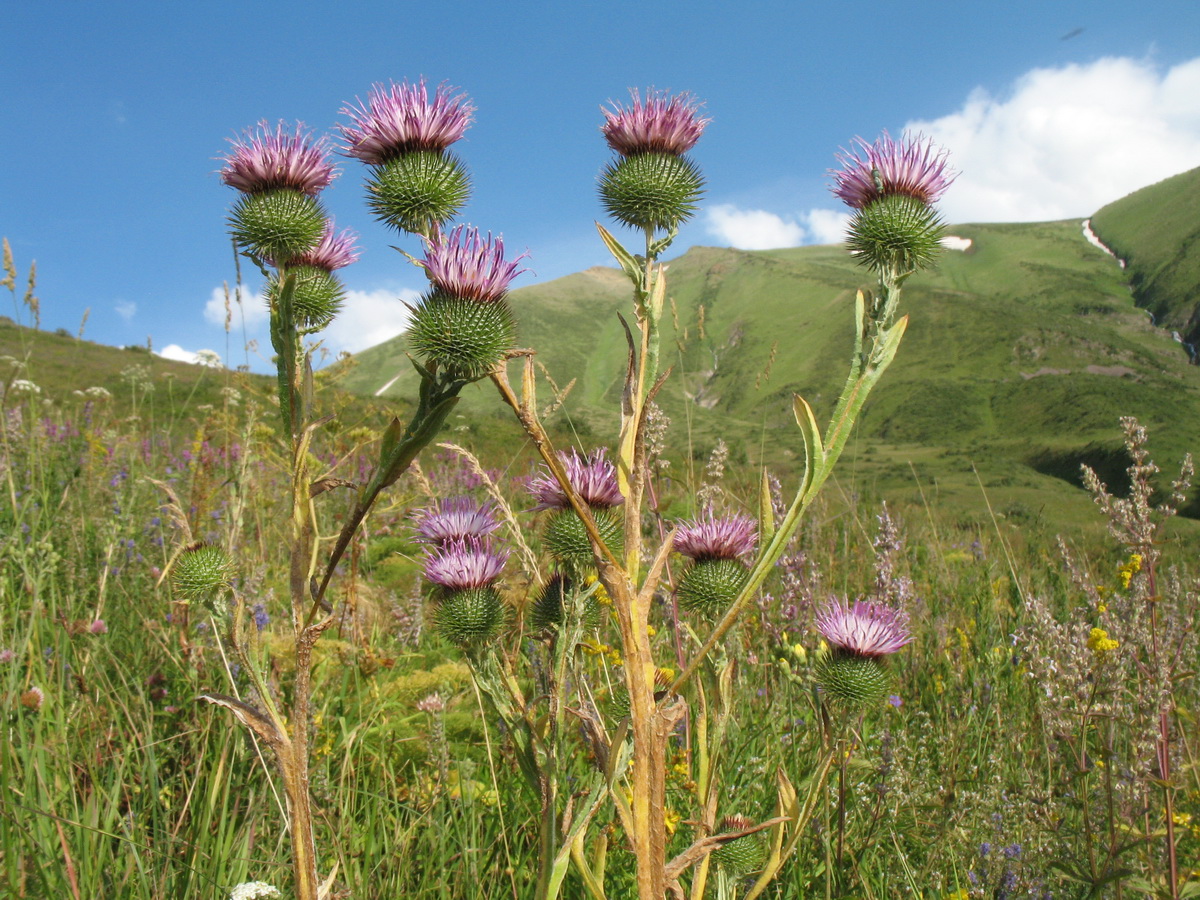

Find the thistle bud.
xmin=712 ymin=815 xmax=767 ymax=875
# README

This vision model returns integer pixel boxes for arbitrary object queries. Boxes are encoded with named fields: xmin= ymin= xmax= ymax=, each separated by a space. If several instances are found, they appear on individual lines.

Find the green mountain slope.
xmin=339 ymin=215 xmax=1200 ymax=528
xmin=1090 ymin=165 xmax=1200 ymax=346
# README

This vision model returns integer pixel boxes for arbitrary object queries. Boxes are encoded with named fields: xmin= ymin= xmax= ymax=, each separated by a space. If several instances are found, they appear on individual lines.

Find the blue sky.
xmin=4 ymin=1 xmax=1200 ymax=371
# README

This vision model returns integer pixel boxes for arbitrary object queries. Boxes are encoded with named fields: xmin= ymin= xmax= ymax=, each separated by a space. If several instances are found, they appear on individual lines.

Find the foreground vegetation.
xmin=1 ymin=361 xmax=1196 ymax=898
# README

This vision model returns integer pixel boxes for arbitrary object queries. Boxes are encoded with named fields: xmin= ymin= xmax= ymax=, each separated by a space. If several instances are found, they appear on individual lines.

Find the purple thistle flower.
xmin=529 ymin=448 xmax=624 ymax=511
xmin=830 ymin=131 xmax=956 ymax=209
xmin=421 ymin=225 xmax=527 ymax=303
xmin=286 ymin=221 xmax=360 ymax=271
xmin=674 ymin=509 xmax=757 ymax=561
xmin=423 ymin=536 xmax=508 ymax=590
xmin=339 ymin=79 xmax=474 ymax=165
xmin=815 ymin=598 xmax=912 ymax=658
xmin=601 ymin=89 xmax=710 ymax=157
xmin=413 ymin=496 xmax=500 ymax=545
xmin=220 ymin=121 xmax=337 ymax=197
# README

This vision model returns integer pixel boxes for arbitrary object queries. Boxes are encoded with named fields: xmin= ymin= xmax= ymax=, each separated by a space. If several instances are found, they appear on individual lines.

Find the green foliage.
xmin=1090 ymin=164 xmax=1200 ymax=338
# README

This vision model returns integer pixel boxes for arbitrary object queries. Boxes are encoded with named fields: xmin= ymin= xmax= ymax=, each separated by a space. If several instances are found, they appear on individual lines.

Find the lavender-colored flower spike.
xmin=529 ymin=448 xmax=624 ymax=511
xmin=601 ymin=89 xmax=710 ymax=157
xmin=422 ymin=225 xmax=528 ymax=303
xmin=675 ymin=510 xmax=757 ymax=561
xmin=423 ymin=536 xmax=508 ymax=591
xmin=815 ymin=599 xmax=912 ymax=658
xmin=414 ymin=497 xmax=500 ymax=545
xmin=339 ymin=79 xmax=474 ymax=165
xmin=830 ymin=132 xmax=956 ymax=209
xmin=220 ymin=121 xmax=336 ymax=197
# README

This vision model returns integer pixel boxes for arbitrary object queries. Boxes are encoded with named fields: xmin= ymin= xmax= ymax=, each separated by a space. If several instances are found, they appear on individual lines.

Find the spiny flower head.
xmin=284 ymin=221 xmax=360 ymax=272
xmin=529 ymin=448 xmax=624 ymax=511
xmin=830 ymin=131 xmax=956 ymax=209
xmin=220 ymin=121 xmax=336 ymax=197
xmin=601 ymin=89 xmax=710 ymax=156
xmin=339 ymin=79 xmax=474 ymax=165
xmin=674 ymin=509 xmax=757 ymax=561
xmin=413 ymin=496 xmax=500 ymax=546
xmin=423 ymin=536 xmax=508 ymax=591
xmin=815 ymin=599 xmax=911 ymax=658
xmin=422 ymin=225 xmax=527 ymax=303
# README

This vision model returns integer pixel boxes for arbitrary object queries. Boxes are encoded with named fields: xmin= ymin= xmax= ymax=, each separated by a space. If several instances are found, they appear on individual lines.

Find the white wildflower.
xmin=195 ymin=349 xmax=222 ymax=369
xmin=9 ymin=379 xmax=40 ymax=396
xmin=229 ymin=881 xmax=281 ymax=900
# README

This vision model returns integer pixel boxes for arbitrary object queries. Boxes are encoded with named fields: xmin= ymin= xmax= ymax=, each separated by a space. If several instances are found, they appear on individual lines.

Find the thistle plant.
xmin=195 ymin=87 xmax=524 ymax=900
xmin=198 ymin=87 xmax=949 ymax=900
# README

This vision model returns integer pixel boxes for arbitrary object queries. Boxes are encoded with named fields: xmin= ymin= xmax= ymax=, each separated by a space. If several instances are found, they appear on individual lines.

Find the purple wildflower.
xmin=601 ymin=89 xmax=710 ymax=156
xmin=421 ymin=225 xmax=527 ymax=303
xmin=674 ymin=509 xmax=757 ymax=561
xmin=88 ymin=619 xmax=108 ymax=635
xmin=339 ymin=79 xmax=474 ymax=165
xmin=220 ymin=121 xmax=336 ymax=197
xmin=285 ymin=221 xmax=360 ymax=271
xmin=815 ymin=599 xmax=912 ymax=658
xmin=529 ymin=449 xmax=624 ymax=511
xmin=830 ymin=131 xmax=956 ymax=209
xmin=413 ymin=496 xmax=501 ymax=545
xmin=423 ymin=537 xmax=508 ymax=591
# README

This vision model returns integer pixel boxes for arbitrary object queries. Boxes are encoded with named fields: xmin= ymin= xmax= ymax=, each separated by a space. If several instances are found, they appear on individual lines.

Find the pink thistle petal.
xmin=830 ymin=131 xmax=956 ymax=209
xmin=339 ymin=79 xmax=474 ymax=165
xmin=220 ymin=121 xmax=336 ymax=197
xmin=421 ymin=225 xmax=528 ymax=303
xmin=815 ymin=599 xmax=912 ymax=658
xmin=601 ymin=89 xmax=710 ymax=157
xmin=423 ymin=536 xmax=508 ymax=590
xmin=413 ymin=496 xmax=500 ymax=545
xmin=674 ymin=510 xmax=757 ymax=560
xmin=528 ymin=448 xmax=624 ymax=511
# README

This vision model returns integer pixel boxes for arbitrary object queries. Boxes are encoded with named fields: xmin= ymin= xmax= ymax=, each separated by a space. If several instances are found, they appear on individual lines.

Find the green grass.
xmin=2 ymin=371 xmax=1197 ymax=898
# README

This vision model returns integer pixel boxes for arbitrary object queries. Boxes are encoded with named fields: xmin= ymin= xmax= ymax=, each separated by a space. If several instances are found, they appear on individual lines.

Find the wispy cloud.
xmin=705 ymin=205 xmax=848 ymax=250
xmin=906 ymin=56 xmax=1200 ymax=222
xmin=204 ymin=284 xmax=268 ymax=329
xmin=323 ymin=288 xmax=420 ymax=354
xmin=114 ymin=300 xmax=137 ymax=322
xmin=157 ymin=344 xmax=221 ymax=367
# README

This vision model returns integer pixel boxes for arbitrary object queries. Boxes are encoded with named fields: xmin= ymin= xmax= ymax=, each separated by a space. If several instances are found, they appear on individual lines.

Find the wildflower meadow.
xmin=1 ymin=81 xmax=1197 ymax=900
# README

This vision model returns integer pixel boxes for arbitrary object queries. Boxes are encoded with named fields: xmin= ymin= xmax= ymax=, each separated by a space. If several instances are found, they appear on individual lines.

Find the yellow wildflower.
xmin=1117 ymin=553 xmax=1143 ymax=590
xmin=1087 ymin=627 xmax=1119 ymax=656
xmin=664 ymin=807 xmax=681 ymax=835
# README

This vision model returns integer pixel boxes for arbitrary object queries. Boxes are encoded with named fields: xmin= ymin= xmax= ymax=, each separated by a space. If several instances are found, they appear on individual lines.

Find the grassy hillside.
xmin=338 ymin=219 xmax=1200 ymax=530
xmin=1090 ymin=164 xmax=1200 ymax=345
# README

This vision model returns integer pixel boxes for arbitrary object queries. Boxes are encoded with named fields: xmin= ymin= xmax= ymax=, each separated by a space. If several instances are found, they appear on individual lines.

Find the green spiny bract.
xmin=433 ymin=586 xmax=505 ymax=647
xmin=814 ymin=650 xmax=892 ymax=708
xmin=598 ymin=152 xmax=704 ymax=232
xmin=406 ymin=294 xmax=516 ymax=381
xmin=846 ymin=194 xmax=945 ymax=274
xmin=172 ymin=543 xmax=235 ymax=614
xmin=366 ymin=151 xmax=471 ymax=235
xmin=543 ymin=507 xmax=624 ymax=573
xmin=268 ymin=266 xmax=345 ymax=332
xmin=528 ymin=576 xmax=601 ymax=633
xmin=676 ymin=557 xmax=750 ymax=616
xmin=712 ymin=818 xmax=768 ymax=875
xmin=229 ymin=189 xmax=326 ymax=263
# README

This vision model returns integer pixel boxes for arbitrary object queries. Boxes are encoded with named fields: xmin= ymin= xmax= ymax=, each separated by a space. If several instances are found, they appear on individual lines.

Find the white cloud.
xmin=205 ymin=284 xmax=268 ymax=329
xmin=706 ymin=205 xmax=805 ymax=250
xmin=802 ymin=209 xmax=851 ymax=245
xmin=114 ymin=300 xmax=136 ymax=321
xmin=158 ymin=345 xmax=222 ymax=367
xmin=322 ymin=288 xmax=420 ymax=355
xmin=705 ymin=205 xmax=849 ymax=249
xmin=906 ymin=56 xmax=1200 ymax=222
